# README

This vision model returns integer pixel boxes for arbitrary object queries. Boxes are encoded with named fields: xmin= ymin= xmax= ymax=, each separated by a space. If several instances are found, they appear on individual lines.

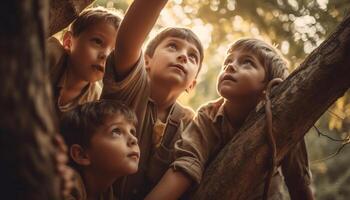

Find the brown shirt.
xmin=66 ymin=170 xmax=115 ymax=200
xmin=102 ymin=55 xmax=195 ymax=200
xmin=172 ymin=98 xmax=311 ymax=199
xmin=47 ymin=37 xmax=102 ymax=115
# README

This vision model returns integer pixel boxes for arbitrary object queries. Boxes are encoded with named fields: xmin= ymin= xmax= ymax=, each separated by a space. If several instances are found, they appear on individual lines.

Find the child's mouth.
xmin=170 ymin=64 xmax=186 ymax=74
xmin=222 ymin=74 xmax=237 ymax=83
xmin=92 ymin=64 xmax=105 ymax=73
xmin=128 ymin=152 xmax=140 ymax=160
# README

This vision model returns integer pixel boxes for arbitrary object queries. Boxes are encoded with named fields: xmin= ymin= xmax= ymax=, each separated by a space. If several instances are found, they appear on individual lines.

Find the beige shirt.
xmin=47 ymin=37 xmax=102 ymax=115
xmin=172 ymin=98 xmax=311 ymax=199
xmin=66 ymin=170 xmax=115 ymax=200
xmin=102 ymin=54 xmax=195 ymax=200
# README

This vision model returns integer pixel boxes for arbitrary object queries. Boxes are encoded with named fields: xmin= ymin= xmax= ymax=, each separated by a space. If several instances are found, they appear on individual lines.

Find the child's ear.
xmin=62 ymin=31 xmax=73 ymax=51
xmin=185 ymin=79 xmax=197 ymax=93
xmin=70 ymin=144 xmax=91 ymax=166
xmin=144 ymin=54 xmax=151 ymax=72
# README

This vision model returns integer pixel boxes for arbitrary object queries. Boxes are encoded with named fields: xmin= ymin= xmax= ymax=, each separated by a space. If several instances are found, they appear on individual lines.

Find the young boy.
xmin=47 ymin=7 xmax=121 ymax=115
xmin=60 ymin=100 xmax=140 ymax=200
xmin=100 ymin=0 xmax=204 ymax=199
xmin=146 ymin=38 xmax=314 ymax=200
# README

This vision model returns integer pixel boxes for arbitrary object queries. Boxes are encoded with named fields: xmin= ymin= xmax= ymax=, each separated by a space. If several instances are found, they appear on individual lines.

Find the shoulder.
xmin=197 ymin=98 xmax=224 ymax=120
xmin=173 ymin=102 xmax=195 ymax=125
xmin=47 ymin=37 xmax=65 ymax=63
xmin=47 ymin=37 xmax=67 ymax=78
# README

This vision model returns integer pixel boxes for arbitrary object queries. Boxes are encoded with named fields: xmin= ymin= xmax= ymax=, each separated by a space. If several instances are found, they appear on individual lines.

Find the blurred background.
xmin=88 ymin=0 xmax=350 ymax=199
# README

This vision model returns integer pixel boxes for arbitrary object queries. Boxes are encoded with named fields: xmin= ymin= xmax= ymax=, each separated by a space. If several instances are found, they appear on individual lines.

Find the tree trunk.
xmin=49 ymin=0 xmax=94 ymax=35
xmin=0 ymin=1 xmax=60 ymax=199
xmin=191 ymin=13 xmax=350 ymax=200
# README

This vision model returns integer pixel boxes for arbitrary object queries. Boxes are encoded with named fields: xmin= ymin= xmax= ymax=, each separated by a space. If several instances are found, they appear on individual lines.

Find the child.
xmin=146 ymin=38 xmax=314 ymax=200
xmin=100 ymin=0 xmax=204 ymax=199
xmin=47 ymin=7 xmax=121 ymax=115
xmin=60 ymin=99 xmax=140 ymax=200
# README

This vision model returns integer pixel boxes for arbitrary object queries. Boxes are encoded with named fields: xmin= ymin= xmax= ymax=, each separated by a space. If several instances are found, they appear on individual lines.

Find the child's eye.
xmin=167 ymin=43 xmax=177 ymax=50
xmin=188 ymin=53 xmax=199 ymax=63
xmin=91 ymin=37 xmax=103 ymax=45
xmin=224 ymin=59 xmax=233 ymax=65
xmin=242 ymin=59 xmax=255 ymax=67
xmin=111 ymin=128 xmax=122 ymax=136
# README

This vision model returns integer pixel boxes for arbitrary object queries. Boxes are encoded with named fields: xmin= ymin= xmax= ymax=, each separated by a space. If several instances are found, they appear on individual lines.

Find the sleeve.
xmin=101 ymin=53 xmax=149 ymax=110
xmin=281 ymin=138 xmax=313 ymax=198
xmin=170 ymin=110 xmax=220 ymax=184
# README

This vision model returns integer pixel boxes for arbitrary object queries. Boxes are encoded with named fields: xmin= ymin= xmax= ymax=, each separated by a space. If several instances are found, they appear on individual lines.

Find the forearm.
xmin=115 ymin=0 xmax=168 ymax=76
xmin=145 ymin=168 xmax=192 ymax=200
xmin=289 ymin=184 xmax=314 ymax=200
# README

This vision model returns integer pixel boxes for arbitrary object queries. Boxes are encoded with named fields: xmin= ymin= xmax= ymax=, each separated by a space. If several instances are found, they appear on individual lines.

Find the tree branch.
xmin=192 ymin=12 xmax=350 ymax=200
xmin=49 ymin=0 xmax=94 ymax=35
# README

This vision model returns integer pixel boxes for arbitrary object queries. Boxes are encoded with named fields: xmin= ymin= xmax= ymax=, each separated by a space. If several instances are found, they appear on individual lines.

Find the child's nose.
xmin=128 ymin=134 xmax=138 ymax=146
xmin=177 ymin=51 xmax=188 ymax=63
xmin=98 ymin=50 xmax=108 ymax=60
xmin=227 ymin=63 xmax=238 ymax=72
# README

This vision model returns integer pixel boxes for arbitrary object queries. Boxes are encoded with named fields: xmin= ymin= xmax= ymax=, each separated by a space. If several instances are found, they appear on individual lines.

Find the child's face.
xmin=217 ymin=49 xmax=266 ymax=101
xmin=145 ymin=37 xmax=201 ymax=92
xmin=86 ymin=114 xmax=139 ymax=177
xmin=65 ymin=21 xmax=117 ymax=83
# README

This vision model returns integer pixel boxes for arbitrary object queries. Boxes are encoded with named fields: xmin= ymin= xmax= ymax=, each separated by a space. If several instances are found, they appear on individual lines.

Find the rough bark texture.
xmin=191 ymin=13 xmax=350 ymax=200
xmin=49 ymin=0 xmax=94 ymax=35
xmin=0 ymin=1 xmax=60 ymax=199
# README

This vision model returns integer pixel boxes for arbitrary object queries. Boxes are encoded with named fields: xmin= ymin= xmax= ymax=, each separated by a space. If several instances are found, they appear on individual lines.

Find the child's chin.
xmin=127 ymin=166 xmax=139 ymax=174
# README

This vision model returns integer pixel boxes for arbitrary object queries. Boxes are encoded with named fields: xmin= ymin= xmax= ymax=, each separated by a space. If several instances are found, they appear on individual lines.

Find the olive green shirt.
xmin=172 ymin=98 xmax=312 ymax=199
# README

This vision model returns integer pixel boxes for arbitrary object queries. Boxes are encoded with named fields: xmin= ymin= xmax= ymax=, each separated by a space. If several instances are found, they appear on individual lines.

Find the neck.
xmin=65 ymin=60 xmax=89 ymax=91
xmin=223 ymin=97 xmax=259 ymax=129
xmin=150 ymin=80 xmax=182 ymax=120
xmin=83 ymin=169 xmax=118 ymax=200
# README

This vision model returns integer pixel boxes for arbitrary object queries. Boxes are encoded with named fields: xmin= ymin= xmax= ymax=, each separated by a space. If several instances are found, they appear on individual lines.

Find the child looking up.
xmin=100 ymin=0 xmax=204 ymax=199
xmin=147 ymin=38 xmax=314 ymax=200
xmin=60 ymin=100 xmax=139 ymax=200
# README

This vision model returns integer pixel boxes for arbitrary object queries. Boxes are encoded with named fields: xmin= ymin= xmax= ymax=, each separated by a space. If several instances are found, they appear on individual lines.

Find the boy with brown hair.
xmin=146 ymin=38 xmax=314 ymax=200
xmin=60 ymin=100 xmax=140 ymax=200
xmin=100 ymin=0 xmax=204 ymax=199
xmin=47 ymin=7 xmax=122 ymax=115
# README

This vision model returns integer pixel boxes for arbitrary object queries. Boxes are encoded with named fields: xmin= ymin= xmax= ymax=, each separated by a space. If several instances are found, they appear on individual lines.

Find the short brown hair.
xmin=145 ymin=27 xmax=204 ymax=76
xmin=69 ymin=7 xmax=122 ymax=37
xmin=60 ymin=100 xmax=137 ymax=149
xmin=227 ymin=38 xmax=289 ymax=81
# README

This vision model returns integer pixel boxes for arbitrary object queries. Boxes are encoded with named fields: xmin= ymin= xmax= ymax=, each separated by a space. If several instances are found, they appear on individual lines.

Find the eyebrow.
xmin=167 ymin=38 xmax=200 ymax=57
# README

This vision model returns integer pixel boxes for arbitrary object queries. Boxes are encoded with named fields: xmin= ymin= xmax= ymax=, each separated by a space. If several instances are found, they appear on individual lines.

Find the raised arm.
xmin=114 ymin=0 xmax=168 ymax=78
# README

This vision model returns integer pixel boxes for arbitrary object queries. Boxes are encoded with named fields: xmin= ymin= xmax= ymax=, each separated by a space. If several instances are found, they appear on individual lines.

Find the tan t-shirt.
xmin=101 ymin=54 xmax=195 ymax=200
xmin=47 ymin=37 xmax=102 ymax=115
xmin=65 ymin=170 xmax=115 ymax=200
xmin=172 ymin=98 xmax=312 ymax=199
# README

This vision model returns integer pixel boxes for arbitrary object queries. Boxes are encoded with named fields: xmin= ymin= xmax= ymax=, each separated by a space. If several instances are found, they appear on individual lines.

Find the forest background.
xmin=55 ymin=0 xmax=350 ymax=199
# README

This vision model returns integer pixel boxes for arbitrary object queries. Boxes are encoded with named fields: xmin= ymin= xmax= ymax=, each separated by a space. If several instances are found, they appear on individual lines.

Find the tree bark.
xmin=191 ymin=13 xmax=350 ymax=200
xmin=49 ymin=0 xmax=94 ymax=35
xmin=0 ymin=1 xmax=60 ymax=199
